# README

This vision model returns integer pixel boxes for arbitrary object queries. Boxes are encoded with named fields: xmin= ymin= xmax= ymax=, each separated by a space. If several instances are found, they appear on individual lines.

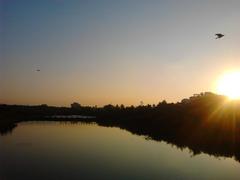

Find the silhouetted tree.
xmin=71 ymin=102 xmax=81 ymax=109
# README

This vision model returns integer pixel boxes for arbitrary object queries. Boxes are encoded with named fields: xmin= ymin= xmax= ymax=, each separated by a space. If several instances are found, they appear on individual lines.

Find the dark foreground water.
xmin=0 ymin=122 xmax=240 ymax=180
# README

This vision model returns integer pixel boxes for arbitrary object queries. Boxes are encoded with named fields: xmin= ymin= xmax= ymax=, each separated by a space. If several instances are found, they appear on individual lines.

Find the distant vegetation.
xmin=1 ymin=92 xmax=240 ymax=162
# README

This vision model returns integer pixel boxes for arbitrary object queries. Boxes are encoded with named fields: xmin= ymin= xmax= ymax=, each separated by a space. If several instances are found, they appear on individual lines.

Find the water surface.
xmin=0 ymin=122 xmax=240 ymax=180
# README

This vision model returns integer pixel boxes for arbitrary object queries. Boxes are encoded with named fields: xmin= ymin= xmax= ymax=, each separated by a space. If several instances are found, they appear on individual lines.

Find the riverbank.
xmin=1 ymin=92 xmax=240 ymax=162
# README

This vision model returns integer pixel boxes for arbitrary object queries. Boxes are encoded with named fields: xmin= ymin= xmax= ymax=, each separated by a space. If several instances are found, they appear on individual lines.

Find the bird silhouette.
xmin=215 ymin=33 xmax=224 ymax=39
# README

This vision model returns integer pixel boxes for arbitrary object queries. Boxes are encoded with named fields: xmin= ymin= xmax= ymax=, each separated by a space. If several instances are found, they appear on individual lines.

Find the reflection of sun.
xmin=216 ymin=71 xmax=240 ymax=99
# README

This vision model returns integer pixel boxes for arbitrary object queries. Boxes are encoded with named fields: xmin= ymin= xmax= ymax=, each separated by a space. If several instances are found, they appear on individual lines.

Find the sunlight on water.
xmin=1 ymin=122 xmax=240 ymax=180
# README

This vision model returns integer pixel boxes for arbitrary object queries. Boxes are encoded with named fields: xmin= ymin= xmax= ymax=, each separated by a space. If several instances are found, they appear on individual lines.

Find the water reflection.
xmin=1 ymin=119 xmax=240 ymax=164
xmin=0 ymin=122 xmax=17 ymax=135
xmin=0 ymin=122 xmax=240 ymax=180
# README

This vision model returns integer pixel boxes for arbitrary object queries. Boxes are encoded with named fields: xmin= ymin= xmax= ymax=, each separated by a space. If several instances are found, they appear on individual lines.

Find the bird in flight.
xmin=215 ymin=33 xmax=224 ymax=39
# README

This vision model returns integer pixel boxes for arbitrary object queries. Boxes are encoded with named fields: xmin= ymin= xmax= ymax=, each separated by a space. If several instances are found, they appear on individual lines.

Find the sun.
xmin=216 ymin=71 xmax=240 ymax=99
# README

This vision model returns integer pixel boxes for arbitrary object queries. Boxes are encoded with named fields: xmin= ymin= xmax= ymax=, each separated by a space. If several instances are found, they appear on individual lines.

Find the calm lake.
xmin=0 ymin=121 xmax=240 ymax=180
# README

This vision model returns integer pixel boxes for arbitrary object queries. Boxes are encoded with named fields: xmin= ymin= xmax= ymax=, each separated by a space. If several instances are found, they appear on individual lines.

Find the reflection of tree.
xmin=1 ymin=92 xmax=240 ymax=162
xmin=0 ymin=122 xmax=17 ymax=135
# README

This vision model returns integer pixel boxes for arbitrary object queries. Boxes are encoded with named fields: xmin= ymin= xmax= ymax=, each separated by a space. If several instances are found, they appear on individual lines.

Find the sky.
xmin=1 ymin=0 xmax=240 ymax=106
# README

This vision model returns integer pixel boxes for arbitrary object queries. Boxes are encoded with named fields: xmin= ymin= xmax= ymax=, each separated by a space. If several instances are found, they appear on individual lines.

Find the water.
xmin=47 ymin=115 xmax=96 ymax=119
xmin=0 ymin=121 xmax=240 ymax=180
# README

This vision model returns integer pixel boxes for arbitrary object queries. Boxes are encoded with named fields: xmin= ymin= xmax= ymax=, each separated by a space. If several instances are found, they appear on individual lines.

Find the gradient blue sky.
xmin=1 ymin=0 xmax=240 ymax=106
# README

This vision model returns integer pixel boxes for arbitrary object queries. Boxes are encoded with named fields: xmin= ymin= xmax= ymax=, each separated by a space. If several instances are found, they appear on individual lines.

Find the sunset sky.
xmin=1 ymin=0 xmax=240 ymax=106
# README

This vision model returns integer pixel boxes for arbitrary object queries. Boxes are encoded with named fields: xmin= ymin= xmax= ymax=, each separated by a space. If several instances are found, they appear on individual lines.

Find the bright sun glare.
xmin=216 ymin=71 xmax=240 ymax=100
